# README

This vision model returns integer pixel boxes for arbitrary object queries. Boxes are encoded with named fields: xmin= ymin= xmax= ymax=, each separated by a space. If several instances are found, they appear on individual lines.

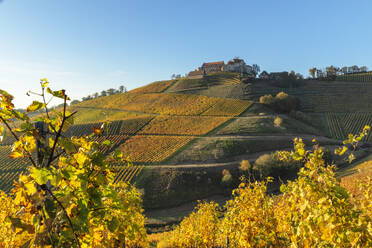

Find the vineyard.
xmin=168 ymin=72 xmax=241 ymax=92
xmin=0 ymin=146 xmax=28 ymax=193
xmin=119 ymin=116 xmax=154 ymax=134
xmin=71 ymin=107 xmax=141 ymax=124
xmin=201 ymin=98 xmax=253 ymax=116
xmin=121 ymin=93 xmax=220 ymax=115
xmin=118 ymin=135 xmax=194 ymax=163
xmin=326 ymin=112 xmax=372 ymax=141
xmin=138 ymin=116 xmax=231 ymax=135
xmin=129 ymin=79 xmax=177 ymax=94
xmin=64 ymin=117 xmax=154 ymax=137
xmin=113 ymin=165 xmax=144 ymax=184
xmin=337 ymin=72 xmax=372 ymax=82
xmin=91 ymin=135 xmax=128 ymax=154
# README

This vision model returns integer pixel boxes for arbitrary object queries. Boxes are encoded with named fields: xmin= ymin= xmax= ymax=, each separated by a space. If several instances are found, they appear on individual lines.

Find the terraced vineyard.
xmin=168 ymin=72 xmax=241 ymax=92
xmin=118 ymin=135 xmax=194 ymax=163
xmin=326 ymin=113 xmax=346 ymax=140
xmin=0 ymin=146 xmax=29 ymax=170
xmin=0 ymin=170 xmax=26 ymax=193
xmin=138 ymin=116 xmax=231 ymax=135
xmin=113 ymin=165 xmax=144 ymax=184
xmin=121 ymin=94 xmax=220 ymax=115
xmin=65 ymin=121 xmax=125 ymax=137
xmin=64 ymin=122 xmax=104 ymax=137
xmin=326 ymin=113 xmax=372 ymax=141
xmin=337 ymin=72 xmax=372 ymax=82
xmin=0 ymin=146 xmax=28 ymax=193
xmin=201 ymin=98 xmax=253 ymax=116
xmin=91 ymin=135 xmax=128 ymax=154
xmin=65 ymin=117 xmax=154 ymax=137
xmin=130 ymin=80 xmax=177 ymax=94
xmin=120 ymin=116 xmax=154 ymax=134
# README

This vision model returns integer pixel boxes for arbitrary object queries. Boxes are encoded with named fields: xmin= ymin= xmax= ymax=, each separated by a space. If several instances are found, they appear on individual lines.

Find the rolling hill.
xmin=1 ymin=71 xmax=372 ymax=216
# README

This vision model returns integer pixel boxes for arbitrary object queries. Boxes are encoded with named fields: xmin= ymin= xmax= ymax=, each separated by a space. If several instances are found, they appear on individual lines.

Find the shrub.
xmin=161 ymin=202 xmax=221 ymax=247
xmin=259 ymin=94 xmax=275 ymax=105
xmin=289 ymin=110 xmax=312 ymax=124
xmin=260 ymin=92 xmax=301 ymax=113
xmin=253 ymin=152 xmax=300 ymax=179
xmin=273 ymin=116 xmax=283 ymax=127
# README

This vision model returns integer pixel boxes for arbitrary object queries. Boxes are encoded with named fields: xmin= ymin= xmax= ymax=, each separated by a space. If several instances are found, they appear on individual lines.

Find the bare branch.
xmin=46 ymin=96 xmax=68 ymax=168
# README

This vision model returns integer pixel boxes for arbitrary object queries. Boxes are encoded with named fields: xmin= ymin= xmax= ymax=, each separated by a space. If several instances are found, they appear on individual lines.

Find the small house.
xmin=269 ymin=72 xmax=289 ymax=81
xmin=201 ymin=61 xmax=224 ymax=73
xmin=259 ymin=71 xmax=270 ymax=80
xmin=188 ymin=69 xmax=205 ymax=79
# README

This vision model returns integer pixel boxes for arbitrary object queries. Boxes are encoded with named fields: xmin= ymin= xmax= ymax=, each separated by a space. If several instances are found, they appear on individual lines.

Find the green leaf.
xmin=46 ymin=87 xmax=70 ymax=100
xmin=44 ymin=198 xmax=57 ymax=219
xmin=0 ymin=126 xmax=4 ymax=143
xmin=335 ymin=146 xmax=348 ymax=156
xmin=40 ymin=78 xmax=49 ymax=88
xmin=108 ymin=217 xmax=120 ymax=232
xmin=26 ymin=101 xmax=45 ymax=112
xmin=58 ymin=138 xmax=76 ymax=154
xmin=101 ymin=140 xmax=111 ymax=146
xmin=113 ymin=150 xmax=123 ymax=159
xmin=30 ymin=167 xmax=51 ymax=185
xmin=348 ymin=153 xmax=355 ymax=163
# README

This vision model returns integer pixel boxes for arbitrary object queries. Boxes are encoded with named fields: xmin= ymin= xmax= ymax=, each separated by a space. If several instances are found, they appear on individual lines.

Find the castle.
xmin=188 ymin=58 xmax=254 ymax=79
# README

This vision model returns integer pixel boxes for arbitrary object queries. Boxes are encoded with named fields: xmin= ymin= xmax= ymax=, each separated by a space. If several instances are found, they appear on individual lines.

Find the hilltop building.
xmin=259 ymin=71 xmax=270 ymax=80
xmin=222 ymin=58 xmax=254 ymax=74
xmin=201 ymin=61 xmax=225 ymax=73
xmin=269 ymin=71 xmax=289 ymax=80
xmin=188 ymin=69 xmax=205 ymax=79
xmin=187 ymin=58 xmax=256 ymax=79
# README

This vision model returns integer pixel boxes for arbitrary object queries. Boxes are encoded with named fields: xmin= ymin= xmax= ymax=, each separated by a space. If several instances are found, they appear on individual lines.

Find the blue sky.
xmin=1 ymin=0 xmax=372 ymax=107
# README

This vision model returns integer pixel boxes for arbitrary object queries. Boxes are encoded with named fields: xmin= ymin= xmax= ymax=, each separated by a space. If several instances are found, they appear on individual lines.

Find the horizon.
xmin=1 ymin=0 xmax=372 ymax=107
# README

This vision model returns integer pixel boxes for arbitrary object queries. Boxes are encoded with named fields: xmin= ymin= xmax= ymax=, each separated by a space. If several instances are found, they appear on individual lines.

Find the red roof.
xmin=202 ymin=61 xmax=224 ymax=67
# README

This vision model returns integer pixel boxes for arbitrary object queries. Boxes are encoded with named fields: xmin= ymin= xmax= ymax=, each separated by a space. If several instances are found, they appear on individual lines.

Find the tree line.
xmin=309 ymin=65 xmax=368 ymax=79
xmin=70 ymin=85 xmax=127 ymax=105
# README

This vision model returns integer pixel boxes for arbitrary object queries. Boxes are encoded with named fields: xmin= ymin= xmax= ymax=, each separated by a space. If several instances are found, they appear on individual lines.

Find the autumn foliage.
xmin=160 ymin=137 xmax=372 ymax=247
xmin=0 ymin=81 xmax=148 ymax=247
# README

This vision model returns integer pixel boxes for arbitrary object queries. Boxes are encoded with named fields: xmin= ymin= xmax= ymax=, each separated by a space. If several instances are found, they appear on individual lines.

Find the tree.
xmin=351 ymin=65 xmax=360 ymax=73
xmin=326 ymin=65 xmax=338 ymax=78
xmin=341 ymin=66 xmax=348 ymax=75
xmin=107 ymin=88 xmax=116 ymax=95
xmin=101 ymin=90 xmax=107 ymax=97
xmin=252 ymin=64 xmax=261 ymax=77
xmin=295 ymin=73 xmax=304 ymax=80
xmin=93 ymin=92 xmax=99 ymax=98
xmin=309 ymin=67 xmax=317 ymax=78
xmin=70 ymin=99 xmax=80 ymax=105
xmin=0 ymin=79 xmax=148 ymax=247
xmin=119 ymin=85 xmax=127 ymax=93
xmin=316 ymin=69 xmax=324 ymax=78
xmin=360 ymin=66 xmax=368 ymax=73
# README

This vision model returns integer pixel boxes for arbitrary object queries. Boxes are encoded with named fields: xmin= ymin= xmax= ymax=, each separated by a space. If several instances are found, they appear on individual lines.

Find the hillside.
xmin=1 ymin=72 xmax=372 ymax=226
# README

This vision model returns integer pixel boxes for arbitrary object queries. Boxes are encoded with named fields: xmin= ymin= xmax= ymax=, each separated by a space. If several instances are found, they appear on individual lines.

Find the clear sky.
xmin=1 ymin=0 xmax=372 ymax=107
